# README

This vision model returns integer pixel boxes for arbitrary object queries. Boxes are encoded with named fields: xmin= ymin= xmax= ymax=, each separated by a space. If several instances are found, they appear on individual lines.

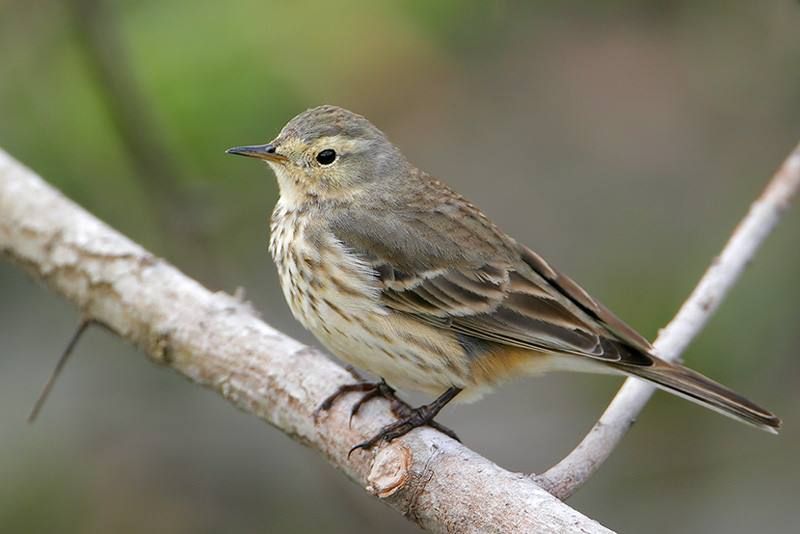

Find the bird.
xmin=226 ymin=105 xmax=780 ymax=452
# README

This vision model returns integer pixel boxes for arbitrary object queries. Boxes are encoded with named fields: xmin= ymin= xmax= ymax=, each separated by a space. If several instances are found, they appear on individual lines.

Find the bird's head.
xmin=227 ymin=105 xmax=408 ymax=205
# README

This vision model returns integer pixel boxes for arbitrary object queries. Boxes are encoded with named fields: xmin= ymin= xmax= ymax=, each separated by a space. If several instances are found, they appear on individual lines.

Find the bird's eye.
xmin=315 ymin=149 xmax=337 ymax=166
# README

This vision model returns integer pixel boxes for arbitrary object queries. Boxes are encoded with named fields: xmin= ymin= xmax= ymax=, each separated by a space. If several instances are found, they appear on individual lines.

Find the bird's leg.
xmin=313 ymin=377 xmax=411 ymax=424
xmin=348 ymin=379 xmax=406 ymax=422
xmin=348 ymin=386 xmax=462 ymax=457
xmin=342 ymin=364 xmax=366 ymax=382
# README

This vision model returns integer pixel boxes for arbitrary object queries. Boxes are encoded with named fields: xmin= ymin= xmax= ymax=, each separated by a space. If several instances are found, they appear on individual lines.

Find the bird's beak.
xmin=225 ymin=143 xmax=288 ymax=164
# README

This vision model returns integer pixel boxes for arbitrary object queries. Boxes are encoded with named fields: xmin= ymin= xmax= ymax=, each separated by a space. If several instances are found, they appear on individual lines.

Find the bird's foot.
xmin=348 ymin=387 xmax=462 ymax=457
xmin=313 ymin=378 xmax=411 ymax=425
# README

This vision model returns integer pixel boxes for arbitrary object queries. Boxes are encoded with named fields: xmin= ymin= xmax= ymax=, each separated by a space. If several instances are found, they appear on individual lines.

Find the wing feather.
xmin=328 ymin=193 xmax=652 ymax=364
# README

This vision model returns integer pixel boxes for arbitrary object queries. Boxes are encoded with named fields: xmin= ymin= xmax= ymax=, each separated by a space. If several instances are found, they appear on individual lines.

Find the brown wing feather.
xmin=516 ymin=246 xmax=654 ymax=354
xmin=328 ymin=197 xmax=651 ymax=364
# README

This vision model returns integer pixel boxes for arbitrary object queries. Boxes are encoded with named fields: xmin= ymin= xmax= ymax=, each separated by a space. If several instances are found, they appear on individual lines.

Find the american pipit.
xmin=227 ymin=105 xmax=780 ymax=452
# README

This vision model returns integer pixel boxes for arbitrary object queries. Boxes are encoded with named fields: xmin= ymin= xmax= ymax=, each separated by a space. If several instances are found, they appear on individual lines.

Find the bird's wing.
xmin=328 ymin=199 xmax=653 ymax=364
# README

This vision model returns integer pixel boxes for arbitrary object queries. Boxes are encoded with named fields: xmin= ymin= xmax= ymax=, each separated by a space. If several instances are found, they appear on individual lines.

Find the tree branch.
xmin=0 ymin=147 xmax=611 ymax=533
xmin=535 ymin=141 xmax=800 ymax=500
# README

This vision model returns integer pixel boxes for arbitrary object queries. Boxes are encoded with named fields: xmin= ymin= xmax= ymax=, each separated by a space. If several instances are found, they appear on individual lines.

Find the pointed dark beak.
xmin=225 ymin=143 xmax=287 ymax=163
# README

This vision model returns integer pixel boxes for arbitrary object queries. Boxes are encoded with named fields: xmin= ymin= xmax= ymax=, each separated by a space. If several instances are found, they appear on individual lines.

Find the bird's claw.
xmin=315 ymin=380 xmax=461 ymax=458
xmin=347 ymin=403 xmax=461 ymax=458
xmin=313 ymin=379 xmax=408 ymax=426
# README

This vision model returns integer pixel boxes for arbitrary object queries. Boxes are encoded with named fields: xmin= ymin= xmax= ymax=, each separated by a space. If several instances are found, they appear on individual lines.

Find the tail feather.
xmin=618 ymin=359 xmax=781 ymax=433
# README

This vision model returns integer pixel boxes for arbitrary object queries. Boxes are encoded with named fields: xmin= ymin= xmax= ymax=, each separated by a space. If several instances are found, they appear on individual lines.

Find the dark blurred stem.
xmin=66 ymin=0 xmax=220 ymax=283
xmin=68 ymin=0 xmax=180 ymax=206
xmin=28 ymin=318 xmax=92 ymax=423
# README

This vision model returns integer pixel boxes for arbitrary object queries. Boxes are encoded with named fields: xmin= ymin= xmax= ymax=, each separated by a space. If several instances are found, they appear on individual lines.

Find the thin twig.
xmin=535 ymin=141 xmax=800 ymax=500
xmin=27 ymin=317 xmax=92 ymax=423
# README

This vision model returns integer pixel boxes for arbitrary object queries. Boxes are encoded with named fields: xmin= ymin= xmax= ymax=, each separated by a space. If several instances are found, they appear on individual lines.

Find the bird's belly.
xmin=274 ymin=246 xmax=563 ymax=399
xmin=271 ymin=208 xmax=497 ymax=397
xmin=275 ymin=253 xmax=549 ymax=398
xmin=305 ymin=306 xmax=466 ymax=395
xmin=285 ymin=265 xmax=471 ymax=394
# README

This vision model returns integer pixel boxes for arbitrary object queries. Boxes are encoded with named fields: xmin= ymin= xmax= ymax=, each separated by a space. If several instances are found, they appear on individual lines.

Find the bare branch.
xmin=535 ymin=142 xmax=800 ymax=500
xmin=0 ymin=148 xmax=612 ymax=533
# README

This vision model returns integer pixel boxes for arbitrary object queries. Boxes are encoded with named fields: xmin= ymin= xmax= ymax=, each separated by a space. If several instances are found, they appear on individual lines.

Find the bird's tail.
xmin=617 ymin=358 xmax=781 ymax=433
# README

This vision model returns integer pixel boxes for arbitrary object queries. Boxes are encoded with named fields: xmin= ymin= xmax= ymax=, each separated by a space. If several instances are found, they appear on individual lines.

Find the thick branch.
xmin=0 ymin=148 xmax=611 ymax=533
xmin=535 ymin=142 xmax=800 ymax=500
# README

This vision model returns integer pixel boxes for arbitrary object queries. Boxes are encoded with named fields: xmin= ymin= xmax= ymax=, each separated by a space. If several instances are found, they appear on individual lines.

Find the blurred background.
xmin=1 ymin=1 xmax=799 ymax=532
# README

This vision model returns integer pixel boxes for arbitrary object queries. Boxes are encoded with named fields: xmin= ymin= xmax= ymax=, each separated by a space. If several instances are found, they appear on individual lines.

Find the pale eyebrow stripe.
xmin=311 ymin=136 xmax=370 ymax=154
